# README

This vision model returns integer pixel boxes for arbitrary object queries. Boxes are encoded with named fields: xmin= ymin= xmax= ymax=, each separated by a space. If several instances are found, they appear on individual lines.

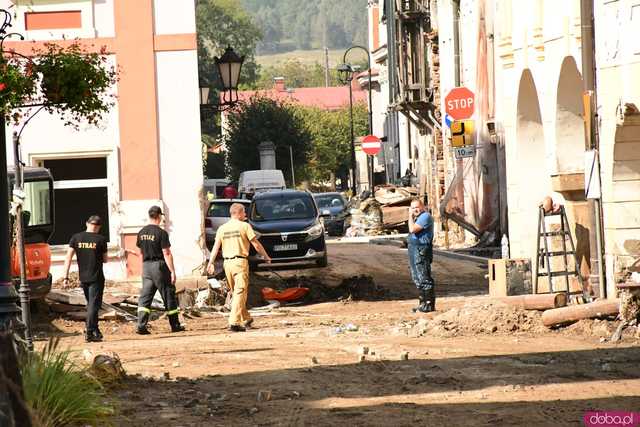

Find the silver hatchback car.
xmin=204 ymin=199 xmax=251 ymax=249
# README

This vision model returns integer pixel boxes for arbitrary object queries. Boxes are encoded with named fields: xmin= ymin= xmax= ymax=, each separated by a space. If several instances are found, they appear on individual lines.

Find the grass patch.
xmin=257 ymin=49 xmax=346 ymax=68
xmin=21 ymin=339 xmax=113 ymax=427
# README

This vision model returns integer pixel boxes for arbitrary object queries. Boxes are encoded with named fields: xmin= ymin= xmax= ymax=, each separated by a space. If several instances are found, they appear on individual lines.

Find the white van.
xmin=204 ymin=178 xmax=230 ymax=199
xmin=238 ymin=170 xmax=286 ymax=197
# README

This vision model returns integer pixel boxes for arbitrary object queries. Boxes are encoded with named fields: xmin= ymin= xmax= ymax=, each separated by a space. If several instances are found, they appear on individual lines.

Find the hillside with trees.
xmin=241 ymin=0 xmax=368 ymax=54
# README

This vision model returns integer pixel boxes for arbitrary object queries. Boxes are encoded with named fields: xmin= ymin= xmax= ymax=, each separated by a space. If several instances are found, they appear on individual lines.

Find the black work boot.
xmin=169 ymin=314 xmax=185 ymax=332
xmin=419 ymin=289 xmax=435 ymax=313
xmin=136 ymin=311 xmax=151 ymax=335
xmin=84 ymin=330 xmax=102 ymax=343
xmin=412 ymin=292 xmax=425 ymax=313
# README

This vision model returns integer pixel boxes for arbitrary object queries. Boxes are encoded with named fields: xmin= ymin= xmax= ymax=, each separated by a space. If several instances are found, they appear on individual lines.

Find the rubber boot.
xmin=419 ymin=289 xmax=435 ymax=313
xmin=169 ymin=314 xmax=185 ymax=332
xmin=136 ymin=311 xmax=151 ymax=335
xmin=412 ymin=292 xmax=425 ymax=313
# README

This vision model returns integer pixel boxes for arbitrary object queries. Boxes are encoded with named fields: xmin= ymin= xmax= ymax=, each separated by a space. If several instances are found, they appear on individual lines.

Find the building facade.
xmin=2 ymin=0 xmax=205 ymax=282
xmin=493 ymin=0 xmax=640 ymax=298
xmin=371 ymin=0 xmax=640 ymax=298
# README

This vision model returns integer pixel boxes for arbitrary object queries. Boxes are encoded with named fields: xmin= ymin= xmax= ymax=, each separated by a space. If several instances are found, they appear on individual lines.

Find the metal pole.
xmin=367 ymin=66 xmax=374 ymax=191
xmin=0 ymin=116 xmax=20 ymax=323
xmin=13 ymin=134 xmax=32 ymax=350
xmin=581 ymin=0 xmax=606 ymax=299
xmin=343 ymin=45 xmax=375 ymax=194
xmin=324 ymin=47 xmax=330 ymax=88
xmin=289 ymin=145 xmax=296 ymax=188
xmin=348 ymin=82 xmax=356 ymax=196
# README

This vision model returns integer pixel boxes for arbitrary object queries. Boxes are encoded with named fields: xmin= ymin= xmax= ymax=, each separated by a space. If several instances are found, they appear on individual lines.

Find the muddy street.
xmin=39 ymin=243 xmax=640 ymax=426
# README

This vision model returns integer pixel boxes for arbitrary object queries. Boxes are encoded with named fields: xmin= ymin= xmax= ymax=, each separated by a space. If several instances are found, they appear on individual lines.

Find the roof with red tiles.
xmin=227 ymin=80 xmax=368 ymax=111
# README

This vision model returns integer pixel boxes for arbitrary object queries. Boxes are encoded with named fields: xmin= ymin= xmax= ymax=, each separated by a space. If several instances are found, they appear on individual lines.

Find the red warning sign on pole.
xmin=445 ymin=87 xmax=475 ymax=120
xmin=361 ymin=135 xmax=381 ymax=156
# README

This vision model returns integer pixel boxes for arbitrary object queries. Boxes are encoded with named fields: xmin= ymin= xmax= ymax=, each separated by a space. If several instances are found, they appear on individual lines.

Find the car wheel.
xmin=316 ymin=253 xmax=328 ymax=268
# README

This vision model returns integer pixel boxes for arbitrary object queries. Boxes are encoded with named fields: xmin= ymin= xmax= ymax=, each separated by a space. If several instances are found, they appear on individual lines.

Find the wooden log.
xmin=542 ymin=299 xmax=620 ymax=328
xmin=497 ymin=293 xmax=568 ymax=310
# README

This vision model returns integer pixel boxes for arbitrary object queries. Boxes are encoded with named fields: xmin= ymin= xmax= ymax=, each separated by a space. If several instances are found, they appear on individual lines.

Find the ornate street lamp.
xmin=215 ymin=46 xmax=245 ymax=109
xmin=337 ymin=63 xmax=357 ymax=196
xmin=337 ymin=63 xmax=354 ymax=85
xmin=338 ymin=46 xmax=375 ymax=194
xmin=199 ymin=86 xmax=210 ymax=106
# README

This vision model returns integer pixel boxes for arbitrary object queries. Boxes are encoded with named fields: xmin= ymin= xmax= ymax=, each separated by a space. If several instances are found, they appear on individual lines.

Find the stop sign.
xmin=445 ymin=87 xmax=475 ymax=120
xmin=361 ymin=135 xmax=381 ymax=156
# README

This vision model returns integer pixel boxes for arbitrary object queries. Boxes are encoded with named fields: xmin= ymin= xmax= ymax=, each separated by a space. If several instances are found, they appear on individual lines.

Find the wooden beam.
xmin=542 ymin=299 xmax=620 ymax=327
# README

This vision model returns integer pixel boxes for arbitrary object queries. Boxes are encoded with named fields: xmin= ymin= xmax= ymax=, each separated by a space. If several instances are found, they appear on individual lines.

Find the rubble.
xmin=374 ymin=186 xmax=416 ymax=206
xmin=87 ymin=352 xmax=126 ymax=384
xmin=404 ymin=302 xmax=546 ymax=337
xmin=346 ymin=186 xmax=418 ymax=236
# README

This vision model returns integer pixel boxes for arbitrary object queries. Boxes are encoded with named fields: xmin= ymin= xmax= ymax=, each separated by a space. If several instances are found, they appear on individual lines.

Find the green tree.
xmin=196 ymin=0 xmax=263 ymax=176
xmin=196 ymin=0 xmax=262 ymax=90
xmin=223 ymin=96 xmax=312 ymax=185
xmin=242 ymin=0 xmax=367 ymax=53
xmin=296 ymin=103 xmax=368 ymax=190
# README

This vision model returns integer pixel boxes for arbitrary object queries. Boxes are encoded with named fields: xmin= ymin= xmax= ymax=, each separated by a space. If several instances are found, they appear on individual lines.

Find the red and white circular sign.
xmin=361 ymin=135 xmax=381 ymax=156
xmin=445 ymin=87 xmax=475 ymax=120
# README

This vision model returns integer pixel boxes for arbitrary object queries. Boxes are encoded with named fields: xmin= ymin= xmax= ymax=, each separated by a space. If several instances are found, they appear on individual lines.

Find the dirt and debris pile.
xmin=347 ymin=186 xmax=417 ymax=236
xmin=562 ymin=318 xmax=621 ymax=338
xmin=85 ymin=350 xmax=126 ymax=385
xmin=349 ymin=198 xmax=384 ymax=236
xmin=52 ymin=272 xmax=116 ymax=290
xmin=248 ymin=273 xmax=386 ymax=307
xmin=406 ymin=302 xmax=546 ymax=337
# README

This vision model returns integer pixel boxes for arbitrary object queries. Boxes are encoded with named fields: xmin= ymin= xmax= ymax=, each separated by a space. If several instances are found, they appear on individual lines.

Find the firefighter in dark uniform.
xmin=407 ymin=198 xmax=436 ymax=313
xmin=134 ymin=206 xmax=185 ymax=335
xmin=62 ymin=215 xmax=108 ymax=342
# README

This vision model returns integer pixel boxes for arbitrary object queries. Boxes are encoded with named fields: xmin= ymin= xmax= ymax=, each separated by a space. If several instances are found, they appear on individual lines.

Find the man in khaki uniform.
xmin=207 ymin=203 xmax=271 ymax=331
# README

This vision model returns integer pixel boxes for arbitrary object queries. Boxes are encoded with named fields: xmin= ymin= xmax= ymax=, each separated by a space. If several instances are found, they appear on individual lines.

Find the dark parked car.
xmin=312 ymin=192 xmax=350 ymax=236
xmin=249 ymin=190 xmax=327 ymax=268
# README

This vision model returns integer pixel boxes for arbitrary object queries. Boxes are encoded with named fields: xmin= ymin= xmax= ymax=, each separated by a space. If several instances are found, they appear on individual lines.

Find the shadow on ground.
xmin=110 ymin=346 xmax=640 ymax=426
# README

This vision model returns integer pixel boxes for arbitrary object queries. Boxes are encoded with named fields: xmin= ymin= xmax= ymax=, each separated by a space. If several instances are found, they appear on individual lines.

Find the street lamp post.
xmin=214 ymin=46 xmax=245 ymax=109
xmin=0 ymin=10 xmax=22 ymax=327
xmin=337 ymin=64 xmax=356 ymax=195
xmin=338 ymin=45 xmax=374 ymax=194
xmin=200 ymin=46 xmax=245 ymax=113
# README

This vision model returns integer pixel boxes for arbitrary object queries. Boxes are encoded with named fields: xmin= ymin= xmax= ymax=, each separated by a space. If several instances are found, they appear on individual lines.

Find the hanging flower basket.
xmin=33 ymin=43 xmax=117 ymax=126
xmin=0 ymin=59 xmax=37 ymax=116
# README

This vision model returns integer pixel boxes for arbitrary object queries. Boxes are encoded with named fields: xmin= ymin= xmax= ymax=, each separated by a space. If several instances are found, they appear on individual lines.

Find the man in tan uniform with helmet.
xmin=207 ymin=203 xmax=271 ymax=331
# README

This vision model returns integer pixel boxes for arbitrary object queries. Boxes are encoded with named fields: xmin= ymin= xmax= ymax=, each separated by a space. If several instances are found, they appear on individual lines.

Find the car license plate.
xmin=274 ymin=243 xmax=297 ymax=251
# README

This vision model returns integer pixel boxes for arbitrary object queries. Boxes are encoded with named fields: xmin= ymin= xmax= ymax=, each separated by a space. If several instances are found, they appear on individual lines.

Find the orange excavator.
xmin=7 ymin=166 xmax=54 ymax=300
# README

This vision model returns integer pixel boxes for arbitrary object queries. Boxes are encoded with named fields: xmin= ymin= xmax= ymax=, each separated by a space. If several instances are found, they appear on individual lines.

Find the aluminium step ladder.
xmin=533 ymin=206 xmax=583 ymax=295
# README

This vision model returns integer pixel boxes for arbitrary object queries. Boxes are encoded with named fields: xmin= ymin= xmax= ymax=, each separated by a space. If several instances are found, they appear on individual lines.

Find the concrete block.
xmin=488 ymin=258 xmax=532 ymax=297
xmin=175 ymin=276 xmax=208 ymax=293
